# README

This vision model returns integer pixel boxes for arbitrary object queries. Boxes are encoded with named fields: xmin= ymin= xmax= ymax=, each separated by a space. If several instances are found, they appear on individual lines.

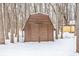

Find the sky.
xmin=0 ymin=0 xmax=78 ymax=3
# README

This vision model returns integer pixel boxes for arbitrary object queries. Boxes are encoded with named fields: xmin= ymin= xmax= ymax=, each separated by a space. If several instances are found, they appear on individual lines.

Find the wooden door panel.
xmin=25 ymin=24 xmax=31 ymax=42
xmin=48 ymin=24 xmax=53 ymax=41
xmin=40 ymin=24 xmax=48 ymax=41
xmin=31 ymin=23 xmax=39 ymax=41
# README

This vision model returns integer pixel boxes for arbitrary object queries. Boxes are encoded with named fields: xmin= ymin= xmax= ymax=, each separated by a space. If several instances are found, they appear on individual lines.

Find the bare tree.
xmin=76 ymin=3 xmax=79 ymax=52
xmin=0 ymin=4 xmax=5 ymax=44
xmin=4 ymin=3 xmax=9 ymax=39
xmin=9 ymin=4 xmax=15 ymax=43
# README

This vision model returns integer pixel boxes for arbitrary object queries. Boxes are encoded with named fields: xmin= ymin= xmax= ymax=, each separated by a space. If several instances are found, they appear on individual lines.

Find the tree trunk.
xmin=14 ymin=4 xmax=19 ymax=42
xmin=76 ymin=3 xmax=79 ymax=53
xmin=9 ymin=4 xmax=15 ymax=43
xmin=4 ymin=3 xmax=9 ymax=39
xmin=60 ymin=15 xmax=64 ymax=39
xmin=0 ymin=4 xmax=5 ymax=44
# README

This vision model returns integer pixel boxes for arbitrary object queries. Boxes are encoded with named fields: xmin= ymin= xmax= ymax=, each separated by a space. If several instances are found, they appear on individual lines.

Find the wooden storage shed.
xmin=23 ymin=13 xmax=54 ymax=42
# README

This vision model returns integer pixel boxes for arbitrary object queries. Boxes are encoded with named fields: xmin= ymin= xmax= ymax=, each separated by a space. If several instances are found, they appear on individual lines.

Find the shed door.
xmin=30 ymin=22 xmax=48 ymax=41
xmin=30 ymin=23 xmax=39 ymax=41
xmin=40 ymin=23 xmax=48 ymax=41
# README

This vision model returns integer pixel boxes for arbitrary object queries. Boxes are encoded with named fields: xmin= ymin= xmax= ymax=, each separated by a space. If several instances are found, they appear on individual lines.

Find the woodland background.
xmin=0 ymin=3 xmax=78 ymax=43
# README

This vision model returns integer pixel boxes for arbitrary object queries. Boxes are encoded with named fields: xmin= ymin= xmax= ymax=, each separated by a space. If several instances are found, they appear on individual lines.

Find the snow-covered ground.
xmin=0 ymin=32 xmax=79 ymax=56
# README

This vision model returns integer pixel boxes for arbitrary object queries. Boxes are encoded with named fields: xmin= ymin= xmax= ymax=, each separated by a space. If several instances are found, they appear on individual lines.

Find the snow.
xmin=0 ymin=32 xmax=79 ymax=56
xmin=69 ymin=20 xmax=75 ymax=25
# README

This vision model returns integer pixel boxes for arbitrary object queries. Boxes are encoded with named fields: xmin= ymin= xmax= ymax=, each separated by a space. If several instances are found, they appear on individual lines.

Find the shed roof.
xmin=23 ymin=13 xmax=53 ymax=30
xmin=28 ymin=13 xmax=50 ymax=22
